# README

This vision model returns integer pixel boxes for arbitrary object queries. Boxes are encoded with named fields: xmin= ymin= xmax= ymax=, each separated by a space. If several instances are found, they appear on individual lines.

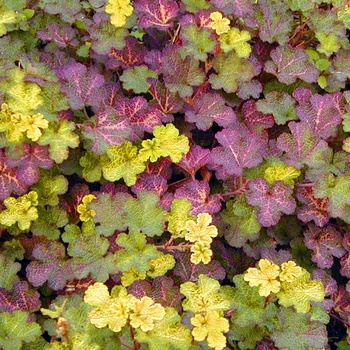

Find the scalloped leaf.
xmin=246 ymin=178 xmax=296 ymax=227
xmin=120 ymin=65 xmax=158 ymax=94
xmin=265 ymin=45 xmax=319 ymax=85
xmin=0 ymin=255 xmax=21 ymax=290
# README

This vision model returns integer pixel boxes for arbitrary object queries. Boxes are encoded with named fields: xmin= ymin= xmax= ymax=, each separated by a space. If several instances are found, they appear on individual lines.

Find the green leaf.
xmin=316 ymin=31 xmax=341 ymax=56
xmin=101 ymin=141 xmax=146 ymax=186
xmin=135 ymin=307 xmax=193 ymax=350
xmin=120 ymin=65 xmax=158 ymax=94
xmin=115 ymin=231 xmax=161 ymax=273
xmin=0 ymin=311 xmax=41 ymax=350
xmin=218 ymin=28 xmax=252 ymax=58
xmin=179 ymin=24 xmax=216 ymax=61
xmin=31 ymin=170 xmax=69 ymax=206
xmin=277 ymin=270 xmax=325 ymax=313
xmin=79 ymin=151 xmax=102 ymax=183
xmin=37 ymin=120 xmax=80 ymax=164
xmin=124 ymin=191 xmax=166 ymax=237
xmin=180 ymin=274 xmax=231 ymax=314
xmin=152 ymin=123 xmax=190 ymax=163
xmin=0 ymin=254 xmax=21 ymax=290
xmin=181 ymin=0 xmax=210 ymax=12
xmin=271 ymin=307 xmax=328 ymax=349
xmin=165 ymin=198 xmax=194 ymax=237
xmin=256 ymin=91 xmax=298 ymax=125
xmin=220 ymin=195 xmax=261 ymax=248
xmin=68 ymin=234 xmax=116 ymax=282
xmin=209 ymin=52 xmax=255 ymax=93
xmin=31 ymin=206 xmax=68 ymax=240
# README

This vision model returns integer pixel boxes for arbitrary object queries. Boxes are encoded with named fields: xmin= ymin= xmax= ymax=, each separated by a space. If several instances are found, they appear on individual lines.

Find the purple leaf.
xmin=145 ymin=157 xmax=173 ymax=180
xmin=177 ymin=145 xmax=211 ymax=177
xmin=174 ymin=180 xmax=221 ymax=215
xmin=26 ymin=241 xmax=73 ymax=291
xmin=114 ymin=96 xmax=163 ymax=134
xmin=333 ymin=286 xmax=350 ymax=320
xmin=212 ymin=0 xmax=254 ymax=16
xmin=293 ymin=88 xmax=345 ymax=139
xmin=55 ymin=62 xmax=105 ymax=110
xmin=37 ymin=22 xmax=79 ymax=48
xmin=134 ymin=0 xmax=180 ymax=30
xmin=265 ymin=45 xmax=319 ymax=84
xmin=210 ymin=124 xmax=266 ymax=176
xmin=304 ymin=225 xmax=346 ymax=269
xmin=5 ymin=144 xmax=54 ymax=186
xmin=131 ymin=174 xmax=168 ymax=196
xmin=246 ymin=178 xmax=296 ymax=227
xmin=276 ymin=121 xmax=332 ymax=169
xmin=242 ymin=100 xmax=275 ymax=134
xmin=80 ymin=107 xmax=131 ymax=155
xmin=128 ymin=276 xmax=182 ymax=310
xmin=340 ymin=233 xmax=350 ymax=278
xmin=296 ymin=186 xmax=330 ymax=227
xmin=185 ymin=92 xmax=237 ymax=131
xmin=148 ymin=78 xmax=184 ymax=116
xmin=0 ymin=150 xmax=28 ymax=201
xmin=0 ymin=281 xmax=41 ymax=313
xmin=107 ymin=36 xmax=147 ymax=69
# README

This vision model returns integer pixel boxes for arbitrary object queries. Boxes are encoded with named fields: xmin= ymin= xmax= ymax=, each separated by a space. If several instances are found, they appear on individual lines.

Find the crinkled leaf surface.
xmin=0 ymin=255 xmax=21 ymax=290
xmin=246 ymin=178 xmax=296 ymax=227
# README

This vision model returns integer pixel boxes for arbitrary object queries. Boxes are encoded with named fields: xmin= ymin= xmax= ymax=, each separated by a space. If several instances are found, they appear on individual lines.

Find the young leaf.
xmin=120 ymin=65 xmax=158 ymax=94
xmin=165 ymin=198 xmax=194 ymax=236
xmin=134 ymin=0 xmax=180 ymax=30
xmin=246 ymin=178 xmax=296 ymax=227
xmin=0 ymin=255 xmax=21 ymax=290
xmin=37 ymin=120 xmax=80 ymax=164
xmin=0 ymin=311 xmax=41 ymax=350
xmin=185 ymin=92 xmax=237 ymax=131
xmin=265 ymin=45 xmax=319 ymax=85
xmin=105 ymin=0 xmax=133 ymax=28
xmin=124 ymin=190 xmax=166 ymax=237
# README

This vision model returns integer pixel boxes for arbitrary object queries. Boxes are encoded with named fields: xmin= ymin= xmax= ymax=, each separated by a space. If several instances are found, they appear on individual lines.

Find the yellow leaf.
xmin=84 ymin=282 xmax=110 ymax=307
xmin=105 ymin=0 xmax=133 ymax=28
xmin=190 ymin=241 xmax=213 ymax=265
xmin=264 ymin=162 xmax=301 ymax=188
xmin=279 ymin=261 xmax=302 ymax=282
xmin=185 ymin=212 xmax=218 ymax=245
xmin=209 ymin=12 xmax=230 ymax=35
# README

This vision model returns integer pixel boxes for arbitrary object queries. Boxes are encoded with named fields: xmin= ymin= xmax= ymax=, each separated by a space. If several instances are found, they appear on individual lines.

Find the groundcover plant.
xmin=1 ymin=0 xmax=350 ymax=349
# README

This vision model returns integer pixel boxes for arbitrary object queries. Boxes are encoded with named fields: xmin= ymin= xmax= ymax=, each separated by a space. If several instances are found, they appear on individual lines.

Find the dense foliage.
xmin=1 ymin=0 xmax=350 ymax=349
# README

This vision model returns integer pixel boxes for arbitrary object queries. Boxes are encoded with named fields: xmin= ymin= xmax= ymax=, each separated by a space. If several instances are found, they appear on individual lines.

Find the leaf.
xmin=219 ymin=27 xmax=252 ymax=58
xmin=165 ymin=198 xmax=194 ymax=236
xmin=120 ymin=65 xmax=158 ymax=94
xmin=296 ymin=186 xmax=330 ymax=227
xmin=0 ymin=150 xmax=28 ymax=200
xmin=271 ymin=307 xmax=328 ymax=349
xmin=80 ymin=107 xmax=131 ymax=155
xmin=5 ymin=143 xmax=54 ymax=186
xmin=177 ymin=145 xmax=211 ymax=177
xmin=101 ymin=141 xmax=146 ymax=186
xmin=134 ymin=0 xmax=180 ymax=30
xmin=0 ymin=280 xmax=40 ymax=313
xmin=55 ymin=62 xmax=105 ymax=110
xmin=79 ymin=151 xmax=103 ymax=182
xmin=26 ymin=240 xmax=74 ymax=291
xmin=131 ymin=173 xmax=168 ymax=196
xmin=293 ymin=87 xmax=344 ymax=139
xmin=105 ymin=0 xmax=133 ymax=27
xmin=185 ymin=92 xmax=237 ymax=131
xmin=0 ymin=311 xmax=41 ymax=350
xmin=135 ymin=307 xmax=193 ymax=350
xmin=90 ymin=16 xmax=128 ymax=55
xmin=38 ymin=0 xmax=82 ymax=23
xmin=128 ymin=276 xmax=182 ymax=310
xmin=276 ymin=121 xmax=332 ymax=169
xmin=304 ymin=225 xmax=346 ymax=269
xmin=245 ymin=0 xmax=293 ymax=45
xmin=174 ymin=180 xmax=222 ymax=216
xmin=265 ymin=45 xmax=319 ymax=85
xmin=277 ymin=269 xmax=325 ymax=313
xmin=114 ymin=96 xmax=163 ymax=133
xmin=242 ymin=100 xmax=275 ymax=133
xmin=115 ymin=231 xmax=161 ymax=273
xmin=160 ymin=46 xmax=206 ymax=98
xmin=256 ymin=91 xmax=298 ymax=125
xmin=340 ymin=233 xmax=350 ymax=278
xmin=221 ymin=195 xmax=261 ymax=248
xmin=0 ymin=255 xmax=21 ymax=290
xmin=90 ymin=192 xmax=131 ymax=236
xmin=209 ymin=52 xmax=255 ymax=93
xmin=37 ymin=22 xmax=78 ymax=48
xmin=179 ymin=24 xmax=216 ymax=61
xmin=124 ymin=190 xmax=166 ymax=237
xmin=210 ymin=124 xmax=266 ymax=176
xmin=180 ymin=274 xmax=231 ymax=314
xmin=246 ymin=178 xmax=296 ymax=227
xmin=68 ymin=234 xmax=116 ymax=282
xmin=37 ymin=120 xmax=80 ymax=164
